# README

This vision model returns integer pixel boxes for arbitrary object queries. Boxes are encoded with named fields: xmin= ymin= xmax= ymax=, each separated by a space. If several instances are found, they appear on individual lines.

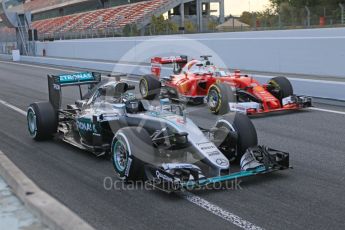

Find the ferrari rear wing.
xmin=48 ymin=72 xmax=101 ymax=110
xmin=151 ymin=56 xmax=188 ymax=77
xmin=151 ymin=56 xmax=188 ymax=65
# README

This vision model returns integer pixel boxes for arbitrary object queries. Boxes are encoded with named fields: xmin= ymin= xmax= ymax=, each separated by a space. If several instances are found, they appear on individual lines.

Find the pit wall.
xmin=1 ymin=55 xmax=344 ymax=100
xmin=35 ymin=27 xmax=345 ymax=77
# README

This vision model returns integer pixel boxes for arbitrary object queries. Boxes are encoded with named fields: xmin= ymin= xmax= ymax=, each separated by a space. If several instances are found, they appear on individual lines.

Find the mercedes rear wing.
xmin=48 ymin=72 xmax=101 ymax=110
xmin=151 ymin=56 xmax=188 ymax=78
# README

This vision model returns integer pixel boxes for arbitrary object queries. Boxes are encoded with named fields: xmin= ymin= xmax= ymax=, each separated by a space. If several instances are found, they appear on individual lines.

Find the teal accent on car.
xmin=76 ymin=116 xmax=101 ymax=143
xmin=76 ymin=117 xmax=94 ymax=132
xmin=58 ymin=72 xmax=94 ymax=84
xmin=113 ymin=140 xmax=127 ymax=173
xmin=27 ymin=108 xmax=37 ymax=137
xmin=182 ymin=166 xmax=267 ymax=189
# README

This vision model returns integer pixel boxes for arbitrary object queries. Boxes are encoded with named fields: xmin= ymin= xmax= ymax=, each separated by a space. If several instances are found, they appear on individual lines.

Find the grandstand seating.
xmin=30 ymin=0 xmax=171 ymax=37
xmin=0 ymin=27 xmax=16 ymax=34
xmin=0 ymin=27 xmax=16 ymax=42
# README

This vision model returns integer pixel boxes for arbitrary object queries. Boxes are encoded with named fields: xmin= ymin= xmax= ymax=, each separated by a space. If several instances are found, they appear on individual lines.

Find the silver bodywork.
xmin=69 ymin=80 xmax=230 ymax=174
xmin=134 ymin=112 xmax=230 ymax=171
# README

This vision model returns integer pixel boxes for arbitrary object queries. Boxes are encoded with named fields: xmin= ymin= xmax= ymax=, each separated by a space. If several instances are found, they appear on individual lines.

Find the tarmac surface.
xmin=0 ymin=60 xmax=344 ymax=230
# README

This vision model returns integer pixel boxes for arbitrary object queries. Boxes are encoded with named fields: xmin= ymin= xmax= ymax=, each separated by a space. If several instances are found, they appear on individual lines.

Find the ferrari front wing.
xmin=229 ymin=95 xmax=312 ymax=115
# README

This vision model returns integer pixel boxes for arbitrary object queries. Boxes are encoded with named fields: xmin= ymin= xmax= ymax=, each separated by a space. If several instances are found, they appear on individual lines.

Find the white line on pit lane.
xmin=307 ymin=107 xmax=345 ymax=115
xmin=0 ymin=98 xmax=265 ymax=229
xmin=0 ymin=99 xmax=27 ymax=116
xmin=182 ymin=192 xmax=264 ymax=230
xmin=252 ymin=74 xmax=345 ymax=86
xmin=0 ymin=60 xmax=140 ymax=83
xmin=0 ymin=59 xmax=145 ymax=70
xmin=0 ymin=60 xmax=76 ymax=73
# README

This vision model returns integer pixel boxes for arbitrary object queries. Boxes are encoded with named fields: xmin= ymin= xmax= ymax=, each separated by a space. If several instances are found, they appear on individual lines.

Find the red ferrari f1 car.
xmin=139 ymin=55 xmax=312 ymax=115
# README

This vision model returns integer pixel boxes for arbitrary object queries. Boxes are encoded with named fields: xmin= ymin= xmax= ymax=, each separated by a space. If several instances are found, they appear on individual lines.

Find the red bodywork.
xmin=151 ymin=56 xmax=309 ymax=115
xmin=223 ymin=71 xmax=302 ymax=114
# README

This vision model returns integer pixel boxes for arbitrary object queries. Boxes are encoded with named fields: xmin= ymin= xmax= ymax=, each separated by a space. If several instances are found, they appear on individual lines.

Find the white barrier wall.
xmin=6 ymin=55 xmax=342 ymax=101
xmin=0 ymin=53 xmax=344 ymax=100
xmin=35 ymin=27 xmax=345 ymax=77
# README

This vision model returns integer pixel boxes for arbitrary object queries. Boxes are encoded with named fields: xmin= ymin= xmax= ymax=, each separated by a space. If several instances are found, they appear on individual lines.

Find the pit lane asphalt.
xmin=0 ymin=60 xmax=344 ymax=230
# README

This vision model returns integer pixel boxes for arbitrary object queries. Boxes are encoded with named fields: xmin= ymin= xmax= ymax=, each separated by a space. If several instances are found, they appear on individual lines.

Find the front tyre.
xmin=207 ymin=83 xmax=236 ymax=115
xmin=215 ymin=113 xmax=258 ymax=161
xmin=139 ymin=75 xmax=161 ymax=100
xmin=27 ymin=102 xmax=57 ymax=141
xmin=268 ymin=76 xmax=293 ymax=101
xmin=111 ymin=127 xmax=154 ymax=182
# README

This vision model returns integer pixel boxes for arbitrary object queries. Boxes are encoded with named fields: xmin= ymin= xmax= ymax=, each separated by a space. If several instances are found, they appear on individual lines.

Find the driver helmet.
xmin=126 ymin=99 xmax=139 ymax=113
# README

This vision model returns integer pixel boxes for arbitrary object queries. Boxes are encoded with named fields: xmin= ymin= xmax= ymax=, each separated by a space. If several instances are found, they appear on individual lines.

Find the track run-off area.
xmin=0 ymin=59 xmax=344 ymax=230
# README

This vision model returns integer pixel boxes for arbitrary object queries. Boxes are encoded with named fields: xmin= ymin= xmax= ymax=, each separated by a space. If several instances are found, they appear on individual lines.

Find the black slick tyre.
xmin=27 ymin=102 xmax=57 ymax=141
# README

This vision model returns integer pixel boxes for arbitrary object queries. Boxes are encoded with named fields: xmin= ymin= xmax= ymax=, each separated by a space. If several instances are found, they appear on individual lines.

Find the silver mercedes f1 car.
xmin=27 ymin=72 xmax=290 ymax=192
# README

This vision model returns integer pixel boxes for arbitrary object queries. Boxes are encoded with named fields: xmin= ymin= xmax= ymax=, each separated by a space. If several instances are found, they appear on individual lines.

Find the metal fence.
xmin=38 ymin=6 xmax=345 ymax=41
xmin=1 ymin=4 xmax=345 ymax=44
xmin=224 ymin=4 xmax=345 ymax=32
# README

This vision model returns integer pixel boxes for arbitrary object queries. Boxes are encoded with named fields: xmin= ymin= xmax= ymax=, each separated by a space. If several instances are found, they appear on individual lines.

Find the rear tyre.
xmin=215 ymin=113 xmax=258 ymax=161
xmin=268 ymin=76 xmax=293 ymax=101
xmin=111 ymin=127 xmax=154 ymax=182
xmin=27 ymin=102 xmax=57 ymax=141
xmin=207 ymin=83 xmax=236 ymax=115
xmin=139 ymin=75 xmax=161 ymax=100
